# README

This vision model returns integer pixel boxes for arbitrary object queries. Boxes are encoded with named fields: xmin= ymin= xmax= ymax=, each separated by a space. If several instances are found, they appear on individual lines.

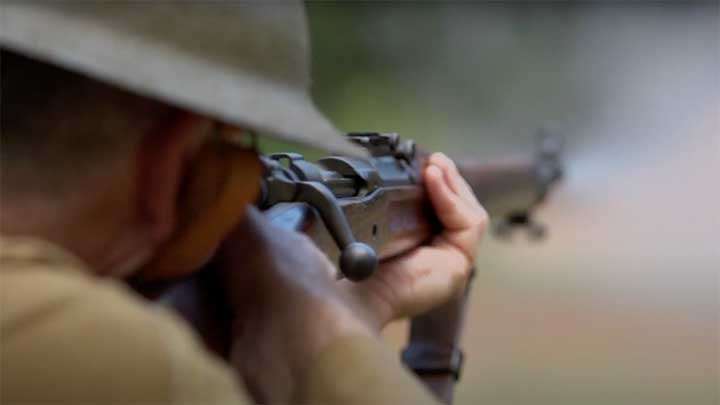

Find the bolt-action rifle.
xmin=258 ymin=132 xmax=564 ymax=404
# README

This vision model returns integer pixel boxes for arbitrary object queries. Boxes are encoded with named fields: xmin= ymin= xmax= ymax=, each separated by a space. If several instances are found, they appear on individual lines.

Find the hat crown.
xmin=2 ymin=2 xmax=310 ymax=90
xmin=0 ymin=1 xmax=365 ymax=156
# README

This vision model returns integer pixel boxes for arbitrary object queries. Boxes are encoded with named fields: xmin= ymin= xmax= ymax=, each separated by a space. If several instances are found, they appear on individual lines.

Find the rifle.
xmin=257 ymin=132 xmax=564 ymax=404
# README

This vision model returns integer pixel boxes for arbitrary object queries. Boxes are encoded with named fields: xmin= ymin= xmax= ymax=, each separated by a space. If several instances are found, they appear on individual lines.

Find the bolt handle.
xmin=340 ymin=242 xmax=378 ymax=281
xmin=295 ymin=181 xmax=378 ymax=281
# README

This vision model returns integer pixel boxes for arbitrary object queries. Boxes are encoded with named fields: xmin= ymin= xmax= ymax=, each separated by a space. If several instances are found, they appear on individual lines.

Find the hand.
xmin=214 ymin=208 xmax=375 ymax=403
xmin=342 ymin=152 xmax=488 ymax=327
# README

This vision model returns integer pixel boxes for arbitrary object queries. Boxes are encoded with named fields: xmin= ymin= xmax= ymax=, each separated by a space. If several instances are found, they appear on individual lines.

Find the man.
xmin=0 ymin=2 xmax=487 ymax=404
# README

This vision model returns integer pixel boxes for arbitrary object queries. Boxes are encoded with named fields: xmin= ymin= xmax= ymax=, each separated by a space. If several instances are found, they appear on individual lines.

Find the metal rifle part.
xmin=258 ymin=133 xmax=420 ymax=281
xmin=460 ymin=129 xmax=564 ymax=240
xmin=259 ymin=153 xmax=375 ymax=281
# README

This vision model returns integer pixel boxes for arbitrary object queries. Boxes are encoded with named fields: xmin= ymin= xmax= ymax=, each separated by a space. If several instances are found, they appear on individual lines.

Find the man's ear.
xmin=135 ymin=112 xmax=213 ymax=245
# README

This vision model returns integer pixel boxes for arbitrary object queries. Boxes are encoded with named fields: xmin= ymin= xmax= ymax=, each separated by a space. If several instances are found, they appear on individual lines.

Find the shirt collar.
xmin=0 ymin=235 xmax=89 ymax=274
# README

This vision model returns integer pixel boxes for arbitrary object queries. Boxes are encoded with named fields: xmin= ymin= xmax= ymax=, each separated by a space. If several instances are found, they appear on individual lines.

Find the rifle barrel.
xmin=458 ymin=159 xmax=540 ymax=219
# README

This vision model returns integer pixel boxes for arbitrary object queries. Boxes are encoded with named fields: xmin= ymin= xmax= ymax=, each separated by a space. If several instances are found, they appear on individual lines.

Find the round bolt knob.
xmin=340 ymin=242 xmax=378 ymax=281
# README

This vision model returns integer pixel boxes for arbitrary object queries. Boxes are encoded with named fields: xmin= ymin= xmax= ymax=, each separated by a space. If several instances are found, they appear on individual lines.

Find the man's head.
xmin=1 ymin=49 xmax=219 ymax=276
xmin=0 ymin=2 xmax=361 ymax=277
xmin=2 ymin=50 xmax=175 ymax=197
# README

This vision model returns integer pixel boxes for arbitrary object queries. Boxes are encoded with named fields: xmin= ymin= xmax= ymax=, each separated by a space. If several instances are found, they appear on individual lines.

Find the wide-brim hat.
xmin=0 ymin=1 xmax=365 ymax=156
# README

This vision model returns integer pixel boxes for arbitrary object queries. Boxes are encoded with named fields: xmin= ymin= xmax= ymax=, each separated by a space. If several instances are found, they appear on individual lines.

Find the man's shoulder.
xmin=0 ymin=235 xmax=147 ymax=333
xmin=1 ymin=236 xmax=92 ymax=330
xmin=0 ymin=236 xmax=176 ymax=402
xmin=0 ymin=245 xmax=164 ymax=341
xmin=0 ymin=236 xmax=241 ymax=404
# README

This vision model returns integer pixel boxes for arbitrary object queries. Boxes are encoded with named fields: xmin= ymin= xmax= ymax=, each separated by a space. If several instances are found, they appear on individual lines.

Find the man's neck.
xmin=0 ymin=197 xmax=143 ymax=277
xmin=2 ymin=198 xmax=93 ymax=264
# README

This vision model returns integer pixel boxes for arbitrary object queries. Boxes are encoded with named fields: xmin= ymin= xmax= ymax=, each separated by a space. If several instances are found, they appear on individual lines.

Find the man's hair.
xmin=1 ymin=49 xmax=175 ymax=197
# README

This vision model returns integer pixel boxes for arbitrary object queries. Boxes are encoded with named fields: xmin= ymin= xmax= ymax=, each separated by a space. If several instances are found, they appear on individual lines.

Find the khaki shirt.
xmin=0 ymin=236 xmax=436 ymax=404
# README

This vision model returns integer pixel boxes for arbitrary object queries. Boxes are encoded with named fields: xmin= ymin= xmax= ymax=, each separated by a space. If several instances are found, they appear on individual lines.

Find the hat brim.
xmin=0 ymin=4 xmax=366 ymax=157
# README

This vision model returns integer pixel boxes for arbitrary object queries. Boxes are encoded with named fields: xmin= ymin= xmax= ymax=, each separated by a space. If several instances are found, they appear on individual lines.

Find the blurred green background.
xmin=279 ymin=2 xmax=718 ymax=405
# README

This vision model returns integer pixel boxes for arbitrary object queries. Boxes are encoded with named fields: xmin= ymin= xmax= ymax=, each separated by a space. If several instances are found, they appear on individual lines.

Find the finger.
xmin=369 ymin=246 xmax=470 ymax=321
xmin=428 ymin=153 xmax=477 ymax=204
xmin=425 ymin=164 xmax=478 ymax=231
xmin=427 ymin=153 xmax=461 ymax=195
xmin=426 ymin=164 xmax=488 ymax=263
xmin=427 ymin=154 xmax=488 ymax=225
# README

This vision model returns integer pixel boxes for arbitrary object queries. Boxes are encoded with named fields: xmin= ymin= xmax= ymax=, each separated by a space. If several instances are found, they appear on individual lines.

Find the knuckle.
xmin=430 ymin=152 xmax=457 ymax=173
xmin=470 ymin=208 xmax=489 ymax=231
xmin=445 ymin=156 xmax=459 ymax=172
xmin=450 ymin=255 xmax=472 ymax=290
xmin=464 ymin=215 xmax=484 ymax=234
xmin=427 ymin=153 xmax=441 ymax=168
